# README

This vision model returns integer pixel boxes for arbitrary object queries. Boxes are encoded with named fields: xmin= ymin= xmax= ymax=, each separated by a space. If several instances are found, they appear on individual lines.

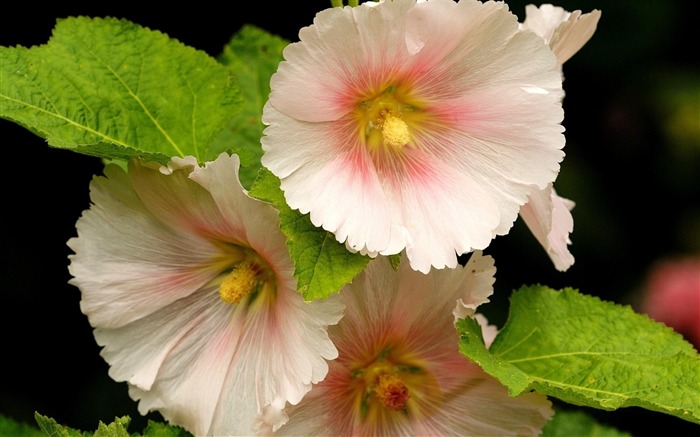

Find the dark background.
xmin=1 ymin=1 xmax=698 ymax=436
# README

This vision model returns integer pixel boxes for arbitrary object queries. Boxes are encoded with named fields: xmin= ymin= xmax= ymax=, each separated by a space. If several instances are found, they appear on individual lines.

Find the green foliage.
xmin=34 ymin=412 xmax=99 ymax=437
xmin=457 ymin=285 xmax=700 ymax=424
xmin=0 ymin=414 xmax=45 ymax=437
xmin=542 ymin=409 xmax=632 ymax=437
xmin=214 ymin=25 xmax=288 ymax=189
xmin=0 ymin=17 xmax=241 ymax=164
xmin=387 ymin=253 xmax=402 ymax=271
xmin=140 ymin=421 xmax=191 ymax=437
xmin=249 ymin=168 xmax=370 ymax=301
xmin=32 ymin=414 xmax=191 ymax=437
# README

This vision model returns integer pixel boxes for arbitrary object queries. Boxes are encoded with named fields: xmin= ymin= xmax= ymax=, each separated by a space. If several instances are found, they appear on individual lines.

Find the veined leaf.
xmin=0 ymin=17 xmax=241 ymax=164
xmin=249 ymin=168 xmax=369 ymax=301
xmin=214 ymin=25 xmax=288 ymax=189
xmin=457 ymin=286 xmax=700 ymax=424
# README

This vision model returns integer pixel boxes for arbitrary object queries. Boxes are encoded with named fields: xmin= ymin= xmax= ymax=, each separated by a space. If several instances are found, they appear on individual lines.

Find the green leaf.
xmin=0 ymin=414 xmax=45 ymax=437
xmin=32 ymin=414 xmax=192 ymax=437
xmin=457 ymin=286 xmax=700 ymax=424
xmin=542 ymin=409 xmax=632 ymax=437
xmin=1 ymin=17 xmax=241 ymax=164
xmin=93 ymin=417 xmax=131 ymax=437
xmin=387 ymin=253 xmax=402 ymax=271
xmin=213 ymin=25 xmax=288 ymax=189
xmin=141 ymin=421 xmax=192 ymax=437
xmin=34 ymin=412 xmax=90 ymax=437
xmin=249 ymin=168 xmax=370 ymax=301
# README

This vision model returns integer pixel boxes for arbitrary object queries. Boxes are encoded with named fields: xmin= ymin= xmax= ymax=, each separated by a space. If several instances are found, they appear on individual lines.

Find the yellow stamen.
xmin=381 ymin=114 xmax=410 ymax=148
xmin=374 ymin=373 xmax=410 ymax=411
xmin=219 ymin=262 xmax=258 ymax=304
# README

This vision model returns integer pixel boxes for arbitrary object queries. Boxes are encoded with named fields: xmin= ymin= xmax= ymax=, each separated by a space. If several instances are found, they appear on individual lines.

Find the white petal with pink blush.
xmin=68 ymin=153 xmax=343 ymax=436
xmin=262 ymin=0 xmax=566 ymax=273
xmin=275 ymin=252 xmax=553 ymax=436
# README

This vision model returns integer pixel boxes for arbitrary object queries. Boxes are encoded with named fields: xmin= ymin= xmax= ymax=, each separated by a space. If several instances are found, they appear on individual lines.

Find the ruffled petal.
xmin=521 ymin=4 xmax=602 ymax=66
xmin=269 ymin=0 xmax=415 ymax=123
xmin=262 ymin=0 xmax=566 ymax=272
xmin=262 ymin=106 xmax=404 ymax=256
xmin=520 ymin=184 xmax=575 ymax=271
xmin=70 ymin=153 xmax=344 ymax=436
xmin=68 ymin=164 xmax=222 ymax=329
xmin=413 ymin=365 xmax=553 ymax=436
xmin=277 ymin=253 xmax=552 ymax=436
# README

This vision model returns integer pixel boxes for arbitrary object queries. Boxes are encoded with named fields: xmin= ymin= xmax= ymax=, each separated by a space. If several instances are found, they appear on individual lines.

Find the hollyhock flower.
xmin=67 ymin=153 xmax=344 ymax=436
xmin=518 ymin=4 xmax=601 ymax=271
xmin=274 ymin=252 xmax=554 ymax=436
xmin=261 ymin=0 xmax=566 ymax=273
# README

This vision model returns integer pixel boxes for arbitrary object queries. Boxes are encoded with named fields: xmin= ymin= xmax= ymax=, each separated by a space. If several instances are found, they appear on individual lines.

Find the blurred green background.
xmin=1 ymin=1 xmax=698 ymax=435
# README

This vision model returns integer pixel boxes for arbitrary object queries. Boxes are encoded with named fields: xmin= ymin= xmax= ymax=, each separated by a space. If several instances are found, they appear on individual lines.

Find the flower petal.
xmin=262 ymin=0 xmax=566 ymax=272
xmin=68 ymin=164 xmax=221 ymax=329
xmin=277 ymin=253 xmax=552 ymax=436
xmin=70 ymin=153 xmax=344 ymax=436
xmin=519 ymin=184 xmax=575 ymax=271
xmin=521 ymin=4 xmax=602 ymax=65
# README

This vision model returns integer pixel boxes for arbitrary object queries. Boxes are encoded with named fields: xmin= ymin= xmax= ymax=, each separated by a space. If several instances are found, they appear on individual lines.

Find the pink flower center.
xmin=350 ymin=344 xmax=439 ymax=423
xmin=374 ymin=373 xmax=410 ymax=411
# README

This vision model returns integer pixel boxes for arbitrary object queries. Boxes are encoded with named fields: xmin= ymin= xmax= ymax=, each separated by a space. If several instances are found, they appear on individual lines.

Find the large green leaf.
xmin=457 ymin=285 xmax=700 ymax=424
xmin=0 ymin=17 xmax=241 ymax=164
xmin=214 ymin=25 xmax=288 ymax=189
xmin=249 ymin=168 xmax=370 ymax=301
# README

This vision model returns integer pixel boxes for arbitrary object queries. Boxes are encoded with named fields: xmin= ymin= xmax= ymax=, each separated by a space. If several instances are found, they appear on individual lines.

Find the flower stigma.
xmin=374 ymin=372 xmax=410 ymax=411
xmin=354 ymin=83 xmax=424 ymax=151
xmin=350 ymin=344 xmax=441 ymax=423
xmin=217 ymin=248 xmax=275 ymax=305
xmin=381 ymin=113 xmax=410 ymax=148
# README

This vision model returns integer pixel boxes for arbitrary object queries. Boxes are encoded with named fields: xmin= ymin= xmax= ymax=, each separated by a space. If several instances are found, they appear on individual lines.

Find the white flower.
xmin=518 ymin=4 xmax=601 ymax=271
xmin=521 ymin=3 xmax=602 ymax=67
xmin=262 ymin=0 xmax=565 ymax=273
xmin=520 ymin=183 xmax=575 ymax=271
xmin=68 ymin=153 xmax=343 ymax=436
xmin=275 ymin=252 xmax=554 ymax=436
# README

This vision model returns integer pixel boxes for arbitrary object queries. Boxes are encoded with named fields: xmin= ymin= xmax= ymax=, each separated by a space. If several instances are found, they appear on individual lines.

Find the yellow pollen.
xmin=381 ymin=113 xmax=410 ymax=148
xmin=219 ymin=262 xmax=258 ymax=305
xmin=374 ymin=373 xmax=410 ymax=411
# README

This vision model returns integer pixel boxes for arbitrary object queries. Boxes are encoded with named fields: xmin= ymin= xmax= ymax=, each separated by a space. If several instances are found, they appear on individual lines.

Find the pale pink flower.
xmin=518 ymin=4 xmax=601 ymax=271
xmin=67 ymin=153 xmax=344 ymax=436
xmin=262 ymin=0 xmax=566 ymax=273
xmin=274 ymin=253 xmax=554 ymax=436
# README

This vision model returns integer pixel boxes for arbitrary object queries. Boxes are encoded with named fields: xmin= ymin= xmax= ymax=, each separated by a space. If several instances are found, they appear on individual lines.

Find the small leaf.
xmin=457 ymin=286 xmax=700 ymax=424
xmin=93 ymin=417 xmax=131 ymax=437
xmin=249 ymin=168 xmax=369 ymax=301
xmin=213 ymin=25 xmax=288 ymax=189
xmin=387 ymin=253 xmax=402 ymax=271
xmin=141 ymin=420 xmax=192 ymax=437
xmin=1 ymin=17 xmax=241 ymax=164
xmin=542 ymin=409 xmax=632 ymax=437
xmin=34 ymin=412 xmax=86 ymax=437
